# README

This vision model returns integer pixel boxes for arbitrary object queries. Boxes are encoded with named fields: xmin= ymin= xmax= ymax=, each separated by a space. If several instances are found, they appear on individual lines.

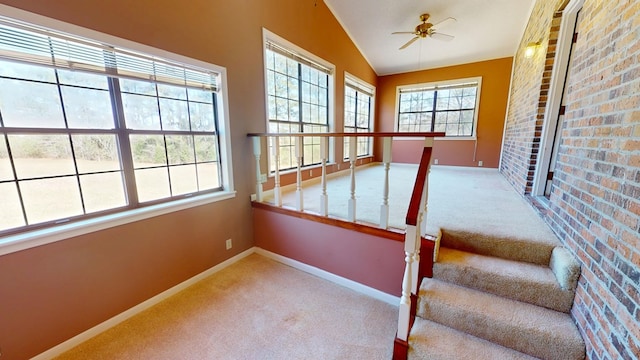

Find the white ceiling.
xmin=324 ymin=0 xmax=536 ymax=75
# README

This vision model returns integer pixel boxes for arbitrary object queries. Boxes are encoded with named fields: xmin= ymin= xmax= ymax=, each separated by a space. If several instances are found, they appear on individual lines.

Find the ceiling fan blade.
xmin=433 ymin=17 xmax=457 ymax=29
xmin=430 ymin=32 xmax=455 ymax=41
xmin=392 ymin=31 xmax=416 ymax=35
xmin=399 ymin=36 xmax=419 ymax=50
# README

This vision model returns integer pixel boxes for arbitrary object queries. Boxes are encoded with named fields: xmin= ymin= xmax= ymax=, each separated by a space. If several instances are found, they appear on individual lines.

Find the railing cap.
xmin=247 ymin=132 xmax=445 ymax=138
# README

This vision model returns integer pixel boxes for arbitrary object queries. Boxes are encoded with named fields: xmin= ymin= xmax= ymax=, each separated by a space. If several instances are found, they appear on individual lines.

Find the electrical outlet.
xmin=434 ymin=159 xmax=439 ymax=165
xmin=478 ymin=160 xmax=483 ymax=167
xmin=259 ymin=174 xmax=267 ymax=183
xmin=310 ymin=169 xmax=313 ymax=177
xmin=250 ymin=194 xmax=256 ymax=201
xmin=225 ymin=239 xmax=232 ymax=250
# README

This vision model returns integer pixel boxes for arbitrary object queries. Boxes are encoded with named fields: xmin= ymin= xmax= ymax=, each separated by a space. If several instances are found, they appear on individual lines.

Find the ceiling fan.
xmin=393 ymin=13 xmax=456 ymax=50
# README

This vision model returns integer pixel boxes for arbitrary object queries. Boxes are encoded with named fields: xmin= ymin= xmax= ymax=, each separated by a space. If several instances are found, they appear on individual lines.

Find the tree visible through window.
xmin=0 ymin=19 xmax=225 ymax=234
xmin=264 ymin=38 xmax=332 ymax=171
xmin=397 ymin=80 xmax=480 ymax=137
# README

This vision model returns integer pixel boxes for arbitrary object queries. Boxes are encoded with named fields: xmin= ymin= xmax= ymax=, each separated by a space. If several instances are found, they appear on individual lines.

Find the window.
xmin=0 ymin=17 xmax=230 ymax=234
xmin=264 ymin=30 xmax=333 ymax=171
xmin=396 ymin=78 xmax=481 ymax=137
xmin=343 ymin=74 xmax=374 ymax=159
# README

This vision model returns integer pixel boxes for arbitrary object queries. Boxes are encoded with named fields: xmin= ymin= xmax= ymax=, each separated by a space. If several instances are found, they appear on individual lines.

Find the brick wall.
xmin=501 ymin=0 xmax=640 ymax=359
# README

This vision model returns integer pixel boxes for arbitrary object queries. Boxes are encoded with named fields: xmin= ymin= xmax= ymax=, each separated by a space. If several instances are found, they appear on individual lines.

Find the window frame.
xmin=262 ymin=28 xmax=335 ymax=172
xmin=0 ymin=5 xmax=235 ymax=255
xmin=394 ymin=77 xmax=482 ymax=140
xmin=343 ymin=72 xmax=375 ymax=159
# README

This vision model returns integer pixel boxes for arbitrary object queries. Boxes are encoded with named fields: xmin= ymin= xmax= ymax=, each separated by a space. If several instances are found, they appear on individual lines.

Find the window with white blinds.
xmin=0 ymin=16 xmax=228 ymax=235
xmin=397 ymin=78 xmax=481 ymax=137
xmin=264 ymin=32 xmax=334 ymax=171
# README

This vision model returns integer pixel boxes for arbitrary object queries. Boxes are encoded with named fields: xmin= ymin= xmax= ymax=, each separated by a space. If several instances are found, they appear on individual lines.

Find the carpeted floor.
xmin=54 ymin=254 xmax=397 ymax=360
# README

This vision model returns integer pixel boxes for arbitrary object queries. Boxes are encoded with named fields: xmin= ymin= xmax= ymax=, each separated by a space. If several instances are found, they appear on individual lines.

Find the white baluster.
xmin=405 ymin=224 xmax=420 ymax=294
xmin=320 ymin=137 xmax=329 ymax=216
xmin=252 ymin=136 xmax=263 ymax=202
xmin=271 ymin=137 xmax=282 ymax=207
xmin=380 ymin=137 xmax=392 ymax=228
xmin=348 ymin=136 xmax=357 ymax=222
xmin=397 ymin=252 xmax=412 ymax=342
xmin=295 ymin=135 xmax=303 ymax=211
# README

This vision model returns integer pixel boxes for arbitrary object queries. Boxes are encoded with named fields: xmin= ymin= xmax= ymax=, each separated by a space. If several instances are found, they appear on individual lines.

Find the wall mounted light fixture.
xmin=524 ymin=41 xmax=541 ymax=58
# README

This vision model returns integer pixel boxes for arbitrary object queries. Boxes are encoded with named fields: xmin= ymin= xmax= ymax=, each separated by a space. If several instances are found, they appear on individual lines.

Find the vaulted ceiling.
xmin=324 ymin=0 xmax=536 ymax=75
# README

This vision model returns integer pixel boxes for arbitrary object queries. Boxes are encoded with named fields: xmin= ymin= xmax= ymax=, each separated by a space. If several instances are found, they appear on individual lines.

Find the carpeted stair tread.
xmin=417 ymin=278 xmax=585 ymax=360
xmin=433 ymin=247 xmax=575 ymax=313
xmin=440 ymin=229 xmax=557 ymax=265
xmin=408 ymin=317 xmax=539 ymax=360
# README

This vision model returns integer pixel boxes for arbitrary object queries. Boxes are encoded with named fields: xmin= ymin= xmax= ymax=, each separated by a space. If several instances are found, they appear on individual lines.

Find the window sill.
xmin=0 ymin=190 xmax=236 ymax=256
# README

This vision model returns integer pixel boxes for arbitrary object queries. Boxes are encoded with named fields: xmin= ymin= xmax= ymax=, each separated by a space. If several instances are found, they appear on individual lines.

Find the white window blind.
xmin=0 ymin=17 xmax=219 ymax=91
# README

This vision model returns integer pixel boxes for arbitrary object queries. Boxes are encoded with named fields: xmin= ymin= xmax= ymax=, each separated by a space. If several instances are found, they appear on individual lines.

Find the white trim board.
xmin=255 ymin=247 xmax=400 ymax=306
xmin=32 ymin=247 xmax=399 ymax=359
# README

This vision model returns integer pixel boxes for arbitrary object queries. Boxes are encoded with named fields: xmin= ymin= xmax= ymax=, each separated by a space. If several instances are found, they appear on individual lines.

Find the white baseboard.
xmin=33 ymin=246 xmax=399 ymax=359
xmin=255 ymin=247 xmax=400 ymax=306
xmin=32 ymin=248 xmax=255 ymax=360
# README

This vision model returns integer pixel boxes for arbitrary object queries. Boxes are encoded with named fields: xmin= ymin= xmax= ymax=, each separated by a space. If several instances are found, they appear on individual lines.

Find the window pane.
xmin=21 ymin=177 xmax=83 ymax=224
xmin=157 ymin=84 xmax=187 ymax=99
xmin=169 ymin=164 xmax=197 ymax=195
xmin=0 ymin=61 xmax=57 ymax=82
xmin=0 ymin=182 xmax=25 ymax=231
xmin=187 ymin=88 xmax=213 ymax=103
xmin=121 ymin=78 xmax=156 ymax=96
xmin=135 ymin=167 xmax=170 ymax=202
xmin=197 ymin=162 xmax=220 ymax=190
xmin=0 ymin=79 xmax=65 ymax=128
xmin=189 ymin=102 xmax=215 ymax=131
xmin=72 ymin=134 xmax=120 ymax=173
xmin=80 ymin=172 xmax=126 ymax=213
xmin=57 ymin=70 xmax=109 ymax=89
xmin=166 ymin=135 xmax=195 ymax=165
xmin=160 ymin=98 xmax=190 ymax=131
xmin=61 ymin=86 xmax=115 ymax=129
xmin=9 ymin=134 xmax=75 ymax=178
xmin=195 ymin=135 xmax=218 ymax=162
xmin=0 ymin=139 xmax=13 ymax=181
xmin=122 ymin=93 xmax=161 ymax=130
xmin=130 ymin=134 xmax=167 ymax=168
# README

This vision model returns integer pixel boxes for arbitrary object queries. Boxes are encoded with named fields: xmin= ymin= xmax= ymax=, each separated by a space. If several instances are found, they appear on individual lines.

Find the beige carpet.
xmin=54 ymin=254 xmax=397 ymax=360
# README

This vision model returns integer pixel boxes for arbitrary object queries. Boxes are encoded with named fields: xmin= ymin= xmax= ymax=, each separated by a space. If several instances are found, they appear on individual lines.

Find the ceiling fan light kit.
xmin=392 ymin=13 xmax=456 ymax=50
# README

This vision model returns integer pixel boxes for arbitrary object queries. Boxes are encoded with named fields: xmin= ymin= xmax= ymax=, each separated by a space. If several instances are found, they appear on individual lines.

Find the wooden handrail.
xmin=405 ymin=147 xmax=432 ymax=226
xmin=247 ymin=132 xmax=445 ymax=138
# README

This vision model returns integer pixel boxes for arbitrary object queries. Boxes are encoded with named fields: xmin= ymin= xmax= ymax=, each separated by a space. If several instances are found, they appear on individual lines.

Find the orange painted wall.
xmin=375 ymin=57 xmax=513 ymax=167
xmin=0 ymin=1 xmax=376 ymax=359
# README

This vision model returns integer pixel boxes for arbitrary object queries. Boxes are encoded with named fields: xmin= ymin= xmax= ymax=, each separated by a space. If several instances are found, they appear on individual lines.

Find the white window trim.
xmin=394 ymin=76 xmax=482 ymax=141
xmin=344 ymin=71 xmax=375 ymax=158
xmin=0 ymin=4 xmax=236 ymax=255
xmin=262 ymin=28 xmax=336 ymax=163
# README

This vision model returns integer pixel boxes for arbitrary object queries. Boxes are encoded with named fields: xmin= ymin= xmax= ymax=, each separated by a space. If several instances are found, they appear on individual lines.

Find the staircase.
xmin=407 ymin=229 xmax=586 ymax=360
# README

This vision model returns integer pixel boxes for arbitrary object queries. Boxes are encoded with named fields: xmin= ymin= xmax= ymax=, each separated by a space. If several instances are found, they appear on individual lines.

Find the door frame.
xmin=532 ymin=0 xmax=584 ymax=196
